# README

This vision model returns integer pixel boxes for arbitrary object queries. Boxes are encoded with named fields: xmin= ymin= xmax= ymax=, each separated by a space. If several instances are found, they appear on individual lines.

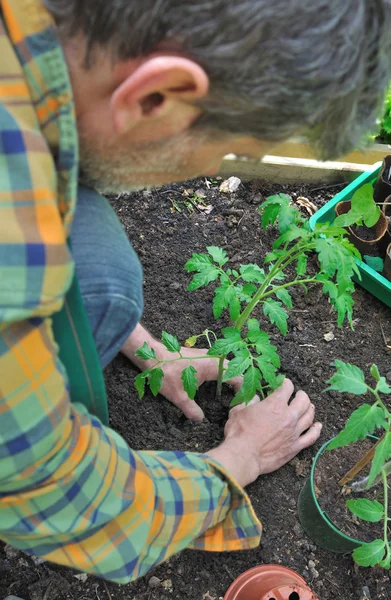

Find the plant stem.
xmin=382 ymin=469 xmax=390 ymax=558
xmin=339 ymin=434 xmax=385 ymax=487
xmin=216 ymin=354 xmax=225 ymax=401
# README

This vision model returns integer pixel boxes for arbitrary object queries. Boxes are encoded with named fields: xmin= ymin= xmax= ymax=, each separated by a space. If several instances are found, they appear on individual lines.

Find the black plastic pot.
xmin=298 ymin=438 xmax=365 ymax=553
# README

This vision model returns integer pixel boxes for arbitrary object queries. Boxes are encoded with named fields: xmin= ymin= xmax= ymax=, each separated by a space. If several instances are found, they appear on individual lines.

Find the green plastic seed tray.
xmin=309 ymin=162 xmax=391 ymax=308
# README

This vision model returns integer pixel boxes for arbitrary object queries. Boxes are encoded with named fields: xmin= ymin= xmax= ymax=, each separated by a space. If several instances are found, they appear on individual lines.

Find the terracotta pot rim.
xmin=223 ymin=564 xmax=317 ymax=600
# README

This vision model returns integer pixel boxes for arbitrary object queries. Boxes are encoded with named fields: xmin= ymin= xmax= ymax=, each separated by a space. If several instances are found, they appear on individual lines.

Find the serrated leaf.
xmin=296 ymin=254 xmax=308 ymax=276
xmin=247 ymin=318 xmax=261 ymax=332
xmin=263 ymin=300 xmax=288 ymax=335
xmin=325 ymin=360 xmax=368 ymax=394
xmin=213 ymin=284 xmax=236 ymax=318
xmin=368 ymin=433 xmax=391 ymax=487
xmin=275 ymin=288 xmax=293 ymax=309
xmin=264 ymin=251 xmax=281 ymax=264
xmin=272 ymin=225 xmax=305 ymax=249
xmin=185 ymin=253 xmax=213 ymax=272
xmin=135 ymin=372 xmax=149 ymax=399
xmin=222 ymin=349 xmax=252 ymax=382
xmin=346 ymin=499 xmax=384 ymax=522
xmin=255 ymin=357 xmax=279 ymax=387
xmin=135 ymin=342 xmax=157 ymax=361
xmin=352 ymin=540 xmax=386 ymax=567
xmin=230 ymin=365 xmax=261 ymax=406
xmin=208 ymin=328 xmax=245 ymax=357
xmin=188 ymin=267 xmax=220 ymax=291
xmin=207 ymin=246 xmax=229 ymax=266
xmin=181 ymin=365 xmax=198 ymax=400
xmin=229 ymin=296 xmax=241 ymax=322
xmin=240 ymin=264 xmax=266 ymax=284
xmin=258 ymin=193 xmax=291 ymax=211
xmin=241 ymin=283 xmax=257 ymax=299
xmin=149 ymin=368 xmax=164 ymax=396
xmin=334 ymin=289 xmax=355 ymax=327
xmin=161 ymin=331 xmax=181 ymax=353
xmin=364 ymin=255 xmax=384 ymax=272
xmin=328 ymin=404 xmax=385 ymax=450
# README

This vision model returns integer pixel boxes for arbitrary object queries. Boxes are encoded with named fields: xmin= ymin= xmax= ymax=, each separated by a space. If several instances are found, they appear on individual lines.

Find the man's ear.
xmin=110 ymin=56 xmax=209 ymax=134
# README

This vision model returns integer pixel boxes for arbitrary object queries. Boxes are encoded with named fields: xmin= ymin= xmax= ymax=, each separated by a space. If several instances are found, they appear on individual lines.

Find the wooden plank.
xmin=265 ymin=139 xmax=390 ymax=165
xmin=218 ymin=155 xmax=373 ymax=185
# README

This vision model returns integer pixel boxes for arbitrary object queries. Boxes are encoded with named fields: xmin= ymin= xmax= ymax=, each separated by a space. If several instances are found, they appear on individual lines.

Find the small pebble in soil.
xmin=219 ymin=177 xmax=241 ymax=193
xmin=386 ymin=370 xmax=391 ymax=382
xmin=148 ymin=576 xmax=161 ymax=589
xmin=162 ymin=579 xmax=173 ymax=592
xmin=4 ymin=544 xmax=19 ymax=559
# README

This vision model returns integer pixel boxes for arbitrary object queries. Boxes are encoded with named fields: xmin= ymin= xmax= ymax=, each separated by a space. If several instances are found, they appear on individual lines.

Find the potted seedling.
xmin=334 ymin=183 xmax=388 ymax=262
xmin=135 ymin=194 xmax=359 ymax=407
xmin=299 ymin=361 xmax=391 ymax=568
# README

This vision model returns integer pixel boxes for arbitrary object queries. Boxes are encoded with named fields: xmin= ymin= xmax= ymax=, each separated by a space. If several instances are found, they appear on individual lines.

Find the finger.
xmin=289 ymin=390 xmax=311 ymax=419
xmin=224 ymin=375 xmax=243 ymax=392
xmin=266 ymin=377 xmax=294 ymax=404
xmin=295 ymin=422 xmax=323 ymax=453
xmin=229 ymin=395 xmax=260 ymax=414
xmin=296 ymin=403 xmax=316 ymax=433
xmin=172 ymin=394 xmax=205 ymax=421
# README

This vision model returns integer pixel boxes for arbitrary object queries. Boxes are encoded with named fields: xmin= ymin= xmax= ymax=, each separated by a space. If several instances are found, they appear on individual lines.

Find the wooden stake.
xmin=339 ymin=434 xmax=385 ymax=487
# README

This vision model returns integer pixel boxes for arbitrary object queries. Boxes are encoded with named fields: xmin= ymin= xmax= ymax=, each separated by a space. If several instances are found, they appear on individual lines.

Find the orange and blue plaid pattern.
xmin=0 ymin=0 xmax=262 ymax=583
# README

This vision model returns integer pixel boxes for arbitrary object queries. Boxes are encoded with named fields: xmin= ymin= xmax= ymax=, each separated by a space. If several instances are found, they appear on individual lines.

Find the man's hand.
xmin=207 ymin=378 xmax=322 ymax=487
xmin=121 ymin=323 xmax=241 ymax=421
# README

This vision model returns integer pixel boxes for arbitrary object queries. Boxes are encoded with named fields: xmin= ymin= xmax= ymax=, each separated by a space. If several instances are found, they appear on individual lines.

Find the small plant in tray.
xmin=135 ymin=194 xmax=359 ymax=407
xmin=325 ymin=361 xmax=391 ymax=568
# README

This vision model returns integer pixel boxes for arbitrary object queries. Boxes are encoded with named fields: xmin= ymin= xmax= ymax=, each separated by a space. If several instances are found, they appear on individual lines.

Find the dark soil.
xmin=351 ymin=224 xmax=379 ymax=243
xmin=316 ymin=439 xmax=387 ymax=543
xmin=2 ymin=178 xmax=391 ymax=600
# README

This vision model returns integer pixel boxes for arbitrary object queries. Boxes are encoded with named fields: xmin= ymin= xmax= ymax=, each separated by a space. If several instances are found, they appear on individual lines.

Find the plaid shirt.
xmin=0 ymin=0 xmax=261 ymax=584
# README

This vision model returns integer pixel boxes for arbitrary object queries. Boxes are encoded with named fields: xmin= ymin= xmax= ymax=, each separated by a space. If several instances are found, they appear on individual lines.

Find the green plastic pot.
xmin=298 ymin=437 xmax=375 ymax=554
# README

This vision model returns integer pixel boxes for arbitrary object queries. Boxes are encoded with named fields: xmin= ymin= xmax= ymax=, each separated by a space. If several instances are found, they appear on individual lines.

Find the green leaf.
xmin=379 ymin=554 xmax=391 ymax=569
xmin=222 ymin=349 xmax=253 ymax=382
xmin=377 ymin=376 xmax=391 ymax=394
xmin=208 ymin=328 xmax=245 ymax=357
xmin=364 ymin=255 xmax=384 ymax=272
xmin=351 ymin=184 xmax=380 ymax=228
xmin=255 ymin=357 xmax=279 ymax=387
xmin=247 ymin=318 xmax=261 ymax=332
xmin=370 ymin=364 xmax=381 ymax=382
xmin=241 ymin=283 xmax=257 ymax=299
xmin=240 ymin=264 xmax=266 ymax=284
xmin=229 ymin=296 xmax=241 ymax=322
xmin=346 ymin=499 xmax=384 ymax=522
xmin=181 ymin=365 xmax=198 ymax=400
xmin=161 ymin=331 xmax=181 ymax=353
xmin=278 ymin=204 xmax=298 ymax=234
xmin=135 ymin=372 xmax=149 ymax=399
xmin=207 ymin=246 xmax=229 ymax=266
xmin=185 ymin=253 xmax=213 ymax=272
xmin=275 ymin=288 xmax=293 ymax=309
xmin=325 ymin=360 xmax=368 ymax=395
xmin=368 ymin=433 xmax=391 ymax=487
xmin=328 ymin=404 xmax=386 ymax=450
xmin=259 ymin=193 xmax=291 ymax=211
xmin=135 ymin=342 xmax=157 ymax=361
xmin=261 ymin=203 xmax=281 ymax=229
xmin=263 ymin=300 xmax=288 ymax=335
xmin=352 ymin=540 xmax=386 ymax=567
xmin=213 ymin=284 xmax=236 ymax=318
xmin=230 ymin=365 xmax=261 ymax=406
xmin=272 ymin=225 xmax=305 ymax=249
xmin=334 ymin=289 xmax=355 ymax=327
xmin=296 ymin=254 xmax=308 ymax=276
xmin=264 ymin=251 xmax=281 ymax=264
xmin=149 ymin=368 xmax=164 ymax=397
xmin=188 ymin=267 xmax=220 ymax=291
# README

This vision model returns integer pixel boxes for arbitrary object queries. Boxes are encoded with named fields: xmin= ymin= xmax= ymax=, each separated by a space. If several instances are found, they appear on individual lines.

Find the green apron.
xmin=52 ymin=271 xmax=109 ymax=425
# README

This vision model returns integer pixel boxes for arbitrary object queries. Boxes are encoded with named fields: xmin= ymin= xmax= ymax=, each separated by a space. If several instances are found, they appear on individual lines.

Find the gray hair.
xmin=44 ymin=0 xmax=391 ymax=159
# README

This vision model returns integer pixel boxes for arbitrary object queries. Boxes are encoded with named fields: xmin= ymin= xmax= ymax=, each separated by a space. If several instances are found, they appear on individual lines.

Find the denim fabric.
xmin=71 ymin=186 xmax=143 ymax=368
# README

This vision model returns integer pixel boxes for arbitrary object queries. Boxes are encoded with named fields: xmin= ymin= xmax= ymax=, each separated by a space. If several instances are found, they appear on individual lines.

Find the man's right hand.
xmin=206 ymin=379 xmax=322 ymax=488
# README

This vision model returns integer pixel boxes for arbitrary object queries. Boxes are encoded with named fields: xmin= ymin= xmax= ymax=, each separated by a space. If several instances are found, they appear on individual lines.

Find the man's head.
xmin=45 ymin=0 xmax=391 ymax=192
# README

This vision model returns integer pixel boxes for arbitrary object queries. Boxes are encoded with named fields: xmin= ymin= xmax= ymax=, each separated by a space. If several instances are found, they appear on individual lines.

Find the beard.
xmin=77 ymin=128 xmax=209 ymax=193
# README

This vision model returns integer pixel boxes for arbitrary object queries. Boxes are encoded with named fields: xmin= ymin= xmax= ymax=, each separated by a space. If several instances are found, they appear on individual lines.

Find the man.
xmin=0 ymin=0 xmax=390 ymax=585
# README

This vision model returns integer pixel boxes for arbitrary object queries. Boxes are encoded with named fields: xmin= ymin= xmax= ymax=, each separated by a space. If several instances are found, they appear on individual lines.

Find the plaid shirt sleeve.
xmin=0 ymin=0 xmax=262 ymax=584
